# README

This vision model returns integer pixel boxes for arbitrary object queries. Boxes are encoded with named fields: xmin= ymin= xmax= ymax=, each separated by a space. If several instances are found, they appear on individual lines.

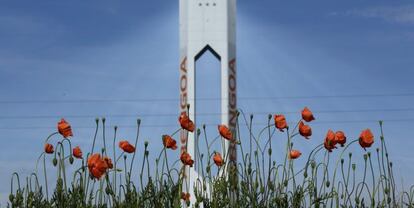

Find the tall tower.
xmin=179 ymin=0 xmax=237 ymax=205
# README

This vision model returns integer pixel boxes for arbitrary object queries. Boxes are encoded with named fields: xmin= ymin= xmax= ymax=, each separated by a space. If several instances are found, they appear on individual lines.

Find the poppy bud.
xmin=352 ymin=164 xmax=356 ymax=170
xmin=105 ymin=186 xmax=112 ymax=195
xmin=367 ymin=152 xmax=371 ymax=157
xmin=326 ymin=181 xmax=330 ymax=187
xmin=102 ymin=117 xmax=106 ymax=123
xmin=268 ymin=148 xmax=272 ymax=155
xmin=268 ymin=114 xmax=272 ymax=120
xmin=114 ymin=126 xmax=118 ymax=131
xmin=250 ymin=114 xmax=253 ymax=120
xmin=341 ymin=159 xmax=344 ymax=164
xmin=137 ymin=119 xmax=141 ymax=125
xmin=349 ymin=152 xmax=352 ymax=158
xmin=9 ymin=194 xmax=14 ymax=202
xmin=95 ymin=118 xmax=99 ymax=124
xmin=144 ymin=141 xmax=149 ymax=148
xmin=304 ymin=172 xmax=308 ymax=178
xmin=363 ymin=154 xmax=368 ymax=160
xmin=69 ymin=157 xmax=74 ymax=164
xmin=53 ymin=158 xmax=58 ymax=166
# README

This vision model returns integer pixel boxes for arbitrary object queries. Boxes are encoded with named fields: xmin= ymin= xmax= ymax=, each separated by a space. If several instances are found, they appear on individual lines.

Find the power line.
xmin=0 ymin=118 xmax=413 ymax=130
xmin=0 ymin=92 xmax=413 ymax=104
xmin=0 ymin=108 xmax=413 ymax=120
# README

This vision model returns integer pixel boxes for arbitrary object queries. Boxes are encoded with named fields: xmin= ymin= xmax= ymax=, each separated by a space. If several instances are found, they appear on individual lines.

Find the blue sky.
xmin=1 ymin=0 xmax=414 ymax=205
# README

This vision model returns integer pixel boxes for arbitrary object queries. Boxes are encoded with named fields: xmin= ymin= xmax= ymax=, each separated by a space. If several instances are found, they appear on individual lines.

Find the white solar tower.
xmin=179 ymin=0 xmax=237 ymax=206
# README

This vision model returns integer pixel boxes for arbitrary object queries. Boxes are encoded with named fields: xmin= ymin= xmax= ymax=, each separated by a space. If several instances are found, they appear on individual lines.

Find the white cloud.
xmin=332 ymin=5 xmax=414 ymax=24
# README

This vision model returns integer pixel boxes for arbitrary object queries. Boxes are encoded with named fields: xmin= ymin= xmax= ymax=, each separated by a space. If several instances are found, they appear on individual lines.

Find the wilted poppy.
xmin=87 ymin=153 xmax=108 ymax=179
xmin=57 ymin=119 xmax=73 ymax=138
xmin=180 ymin=151 xmax=194 ymax=167
xmin=179 ymin=112 xmax=195 ymax=132
xmin=213 ymin=152 xmax=224 ymax=167
xmin=181 ymin=192 xmax=190 ymax=202
xmin=162 ymin=135 xmax=177 ymax=150
xmin=335 ymin=131 xmax=347 ymax=147
xmin=274 ymin=114 xmax=288 ymax=132
xmin=301 ymin=107 xmax=315 ymax=122
xmin=119 ymin=140 xmax=136 ymax=153
xmin=73 ymin=146 xmax=82 ymax=159
xmin=289 ymin=150 xmax=302 ymax=159
xmin=298 ymin=121 xmax=312 ymax=139
xmin=359 ymin=129 xmax=374 ymax=149
xmin=324 ymin=130 xmax=337 ymax=152
xmin=103 ymin=156 xmax=113 ymax=169
xmin=218 ymin=125 xmax=233 ymax=141
xmin=44 ymin=143 xmax=54 ymax=154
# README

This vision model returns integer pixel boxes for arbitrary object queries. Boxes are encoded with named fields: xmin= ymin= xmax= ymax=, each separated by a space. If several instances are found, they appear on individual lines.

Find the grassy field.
xmin=7 ymin=107 xmax=414 ymax=207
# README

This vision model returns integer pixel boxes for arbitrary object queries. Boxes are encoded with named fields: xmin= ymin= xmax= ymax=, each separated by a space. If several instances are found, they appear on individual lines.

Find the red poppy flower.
xmin=119 ymin=140 xmax=136 ymax=153
xmin=181 ymin=192 xmax=190 ymax=202
xmin=162 ymin=135 xmax=177 ymax=150
xmin=44 ymin=143 xmax=54 ymax=154
xmin=335 ymin=131 xmax=347 ymax=147
xmin=73 ymin=146 xmax=82 ymax=159
xmin=213 ymin=152 xmax=224 ymax=167
xmin=103 ymin=156 xmax=113 ymax=169
xmin=180 ymin=151 xmax=194 ymax=167
xmin=289 ymin=150 xmax=302 ymax=159
xmin=179 ymin=112 xmax=195 ymax=132
xmin=301 ymin=107 xmax=315 ymax=122
xmin=57 ymin=119 xmax=73 ymax=138
xmin=87 ymin=153 xmax=108 ymax=179
xmin=274 ymin=114 xmax=288 ymax=132
xmin=324 ymin=130 xmax=337 ymax=152
xmin=298 ymin=121 xmax=312 ymax=139
xmin=359 ymin=129 xmax=374 ymax=149
xmin=218 ymin=125 xmax=233 ymax=141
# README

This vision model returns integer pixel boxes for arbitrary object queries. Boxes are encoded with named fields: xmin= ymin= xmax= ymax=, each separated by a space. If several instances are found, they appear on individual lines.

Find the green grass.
xmin=7 ymin=109 xmax=414 ymax=208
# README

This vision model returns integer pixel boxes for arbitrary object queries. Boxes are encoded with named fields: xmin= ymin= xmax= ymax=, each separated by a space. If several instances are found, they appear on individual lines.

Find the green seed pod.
xmin=206 ymin=166 xmax=210 ymax=173
xmin=137 ymin=119 xmax=141 ymax=125
xmin=341 ymin=158 xmax=344 ymax=164
xmin=53 ymin=158 xmax=58 ymax=166
xmin=349 ymin=152 xmax=352 ymax=158
xmin=69 ymin=157 xmax=74 ymax=164
xmin=197 ymin=128 xmax=201 ymax=136
xmin=102 ymin=117 xmax=106 ymax=123
xmin=367 ymin=152 xmax=371 ymax=157
xmin=363 ymin=154 xmax=368 ymax=161
xmin=326 ymin=181 xmax=330 ymax=188
xmin=144 ymin=141 xmax=149 ymax=148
